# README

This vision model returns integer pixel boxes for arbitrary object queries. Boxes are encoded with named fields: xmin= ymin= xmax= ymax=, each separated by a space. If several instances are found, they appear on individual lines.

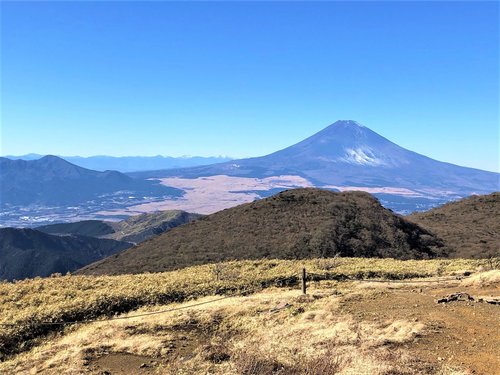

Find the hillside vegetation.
xmin=37 ymin=220 xmax=115 ymax=238
xmin=0 ymin=228 xmax=131 ymax=281
xmin=79 ymin=189 xmax=445 ymax=276
xmin=37 ymin=210 xmax=202 ymax=244
xmin=409 ymin=192 xmax=500 ymax=258
xmin=2 ymin=211 xmax=202 ymax=281
xmin=105 ymin=210 xmax=203 ymax=243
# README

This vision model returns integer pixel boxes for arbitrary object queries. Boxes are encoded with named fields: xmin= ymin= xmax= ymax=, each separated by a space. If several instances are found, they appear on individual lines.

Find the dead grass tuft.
xmin=233 ymin=350 xmax=291 ymax=375
xmin=461 ymin=270 xmax=500 ymax=287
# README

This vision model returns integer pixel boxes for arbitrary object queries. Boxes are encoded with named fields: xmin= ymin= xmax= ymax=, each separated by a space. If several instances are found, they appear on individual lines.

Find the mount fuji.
xmin=132 ymin=120 xmax=499 ymax=213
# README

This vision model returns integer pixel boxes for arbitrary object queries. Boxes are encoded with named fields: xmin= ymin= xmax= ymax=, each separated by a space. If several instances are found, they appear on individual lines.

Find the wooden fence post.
xmin=302 ymin=268 xmax=307 ymax=294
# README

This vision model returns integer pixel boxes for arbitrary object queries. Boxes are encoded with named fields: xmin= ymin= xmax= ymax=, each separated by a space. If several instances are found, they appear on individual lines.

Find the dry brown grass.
xmin=0 ymin=257 xmax=491 ymax=361
xmin=1 ymin=258 xmax=496 ymax=374
xmin=408 ymin=192 xmax=500 ymax=258
xmin=0 ymin=285 xmax=440 ymax=375
xmin=460 ymin=270 xmax=500 ymax=287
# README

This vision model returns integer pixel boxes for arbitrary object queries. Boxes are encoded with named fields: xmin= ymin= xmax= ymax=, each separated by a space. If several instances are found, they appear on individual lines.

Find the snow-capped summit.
xmin=267 ymin=119 xmax=408 ymax=168
xmin=331 ymin=120 xmax=365 ymax=127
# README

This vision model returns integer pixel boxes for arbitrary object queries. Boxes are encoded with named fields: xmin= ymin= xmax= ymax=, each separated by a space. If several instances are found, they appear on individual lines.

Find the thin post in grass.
xmin=302 ymin=268 xmax=307 ymax=294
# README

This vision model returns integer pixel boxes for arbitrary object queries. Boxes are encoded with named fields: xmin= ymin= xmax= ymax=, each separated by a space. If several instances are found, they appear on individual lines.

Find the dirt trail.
xmin=88 ymin=323 xmax=210 ymax=374
xmin=90 ymin=353 xmax=158 ymax=375
xmin=340 ymin=281 xmax=500 ymax=375
xmin=84 ymin=278 xmax=499 ymax=374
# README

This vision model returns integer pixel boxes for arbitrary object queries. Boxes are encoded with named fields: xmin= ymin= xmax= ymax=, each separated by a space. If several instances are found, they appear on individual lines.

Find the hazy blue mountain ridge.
xmin=0 ymin=155 xmax=183 ymax=207
xmin=3 ymin=154 xmax=233 ymax=172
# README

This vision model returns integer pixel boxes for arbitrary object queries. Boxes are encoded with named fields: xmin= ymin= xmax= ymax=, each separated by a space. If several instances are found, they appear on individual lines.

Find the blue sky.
xmin=1 ymin=1 xmax=498 ymax=172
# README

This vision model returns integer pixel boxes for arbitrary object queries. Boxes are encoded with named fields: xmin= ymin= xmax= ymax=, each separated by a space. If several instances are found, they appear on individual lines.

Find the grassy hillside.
xmin=106 ymin=210 xmax=203 ymax=243
xmin=0 ymin=257 xmax=490 ymax=361
xmin=37 ymin=220 xmax=115 ymax=237
xmin=79 ymin=189 xmax=445 ymax=276
xmin=36 ymin=210 xmax=202 ymax=244
xmin=3 ymin=211 xmax=201 ymax=281
xmin=0 ymin=228 xmax=132 ymax=281
xmin=408 ymin=192 xmax=500 ymax=258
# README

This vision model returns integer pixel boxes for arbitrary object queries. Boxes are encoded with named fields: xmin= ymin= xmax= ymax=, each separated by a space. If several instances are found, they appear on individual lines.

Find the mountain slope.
xmin=0 ymin=155 xmax=183 ymax=207
xmin=36 ymin=210 xmax=203 ymax=244
xmin=408 ymin=193 xmax=500 ymax=258
xmin=4 ymin=155 xmax=233 ymax=172
xmin=36 ymin=220 xmax=116 ymax=237
xmin=63 ymin=155 xmax=233 ymax=172
xmin=105 ymin=210 xmax=203 ymax=243
xmin=78 ymin=188 xmax=445 ymax=276
xmin=131 ymin=120 xmax=498 ymax=199
xmin=0 ymin=228 xmax=132 ymax=280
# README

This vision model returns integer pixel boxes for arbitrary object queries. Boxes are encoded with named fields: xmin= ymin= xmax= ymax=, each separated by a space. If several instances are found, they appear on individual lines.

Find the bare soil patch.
xmin=87 ymin=319 xmax=213 ymax=374
xmin=339 ymin=280 xmax=500 ymax=375
xmin=89 ymin=352 xmax=159 ymax=374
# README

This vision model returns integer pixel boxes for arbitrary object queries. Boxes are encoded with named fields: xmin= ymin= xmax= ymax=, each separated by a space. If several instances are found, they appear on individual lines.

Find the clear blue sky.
xmin=1 ymin=1 xmax=498 ymax=172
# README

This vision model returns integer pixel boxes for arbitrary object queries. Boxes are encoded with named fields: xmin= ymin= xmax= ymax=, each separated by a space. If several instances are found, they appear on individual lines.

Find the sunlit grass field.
xmin=1 ymin=257 xmax=492 ymax=360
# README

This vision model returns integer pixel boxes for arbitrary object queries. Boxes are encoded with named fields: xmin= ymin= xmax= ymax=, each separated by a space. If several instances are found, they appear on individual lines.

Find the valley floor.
xmin=2 ymin=270 xmax=499 ymax=375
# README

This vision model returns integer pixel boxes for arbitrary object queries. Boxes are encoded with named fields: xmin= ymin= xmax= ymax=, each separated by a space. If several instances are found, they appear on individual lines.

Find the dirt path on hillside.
xmin=90 ymin=353 xmax=159 ymax=375
xmin=339 ymin=281 xmax=500 ymax=375
xmin=87 ymin=322 xmax=211 ymax=374
xmin=85 ymin=278 xmax=499 ymax=375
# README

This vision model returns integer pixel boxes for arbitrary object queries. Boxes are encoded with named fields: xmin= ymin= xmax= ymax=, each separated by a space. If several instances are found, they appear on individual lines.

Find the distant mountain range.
xmin=1 ymin=210 xmax=201 ymax=280
xmin=1 ymin=120 xmax=498 ymax=225
xmin=3 ymin=154 xmax=233 ymax=172
xmin=78 ymin=189 xmax=446 ymax=276
xmin=0 ymin=155 xmax=182 ymax=207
